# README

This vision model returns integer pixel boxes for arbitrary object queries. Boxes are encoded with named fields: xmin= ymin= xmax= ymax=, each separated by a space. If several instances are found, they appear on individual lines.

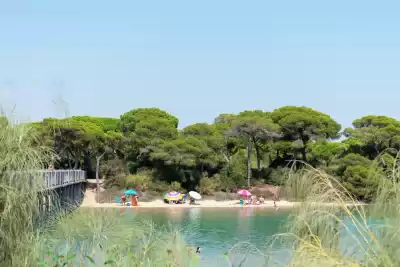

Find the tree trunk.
xmin=74 ymin=159 xmax=79 ymax=169
xmin=247 ymin=138 xmax=252 ymax=188
xmin=96 ymin=152 xmax=106 ymax=203
xmin=254 ymin=143 xmax=261 ymax=174
xmin=301 ymin=147 xmax=307 ymax=162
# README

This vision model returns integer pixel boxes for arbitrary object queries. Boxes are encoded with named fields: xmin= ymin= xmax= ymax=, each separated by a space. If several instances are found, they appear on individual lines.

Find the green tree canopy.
xmin=119 ymin=108 xmax=179 ymax=165
xmin=344 ymin=115 xmax=400 ymax=159
xmin=271 ymin=106 xmax=341 ymax=162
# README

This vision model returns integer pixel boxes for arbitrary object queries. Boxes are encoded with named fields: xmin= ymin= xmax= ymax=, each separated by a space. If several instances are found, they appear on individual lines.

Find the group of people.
xmin=239 ymin=195 xmax=265 ymax=205
xmin=239 ymin=195 xmax=279 ymax=210
xmin=121 ymin=194 xmax=139 ymax=206
xmin=164 ymin=194 xmax=198 ymax=205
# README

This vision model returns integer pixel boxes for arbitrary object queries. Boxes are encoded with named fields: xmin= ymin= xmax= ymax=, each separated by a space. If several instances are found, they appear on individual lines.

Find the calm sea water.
xmin=112 ymin=207 xmax=291 ymax=266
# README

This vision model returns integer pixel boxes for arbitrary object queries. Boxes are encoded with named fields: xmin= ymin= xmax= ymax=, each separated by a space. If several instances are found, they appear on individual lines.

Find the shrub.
xmin=101 ymin=159 xmax=128 ymax=189
xmin=148 ymin=180 xmax=170 ymax=193
xmin=267 ymin=167 xmax=291 ymax=186
xmin=218 ymin=174 xmax=238 ymax=192
xmin=342 ymin=165 xmax=380 ymax=201
xmin=197 ymin=176 xmax=221 ymax=195
xmin=169 ymin=181 xmax=182 ymax=192
xmin=125 ymin=172 xmax=152 ymax=191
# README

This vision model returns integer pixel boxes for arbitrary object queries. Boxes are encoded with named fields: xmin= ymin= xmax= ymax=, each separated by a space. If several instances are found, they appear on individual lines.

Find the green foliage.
xmin=169 ymin=181 xmax=182 ymax=192
xmin=148 ymin=180 xmax=170 ymax=193
xmin=308 ymin=141 xmax=347 ymax=166
xmin=271 ymin=106 xmax=341 ymax=163
xmin=230 ymin=111 xmax=281 ymax=165
xmin=35 ymin=210 xmax=196 ymax=267
xmin=219 ymin=153 xmax=247 ymax=191
xmin=344 ymin=115 xmax=400 ymax=159
xmin=101 ymin=159 xmax=127 ymax=188
xmin=271 ymin=106 xmax=341 ymax=140
xmin=28 ymin=106 xmax=400 ymax=201
xmin=197 ymin=175 xmax=221 ymax=195
xmin=0 ymin=119 xmax=54 ymax=266
xmin=342 ymin=165 xmax=380 ymax=201
xmin=125 ymin=171 xmax=152 ymax=191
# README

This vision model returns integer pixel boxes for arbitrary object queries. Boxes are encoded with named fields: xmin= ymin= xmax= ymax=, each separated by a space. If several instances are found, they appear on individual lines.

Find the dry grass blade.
xmin=275 ymin=156 xmax=400 ymax=267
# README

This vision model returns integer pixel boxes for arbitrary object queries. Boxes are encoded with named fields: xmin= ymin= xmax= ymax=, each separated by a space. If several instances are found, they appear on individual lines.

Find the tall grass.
xmin=35 ymin=209 xmax=197 ymax=267
xmin=0 ymin=118 xmax=53 ymax=266
xmin=0 ymin=116 xmax=196 ymax=267
xmin=274 ymin=155 xmax=400 ymax=267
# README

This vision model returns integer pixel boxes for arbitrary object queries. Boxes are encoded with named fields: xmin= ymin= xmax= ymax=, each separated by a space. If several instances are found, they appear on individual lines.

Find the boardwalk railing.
xmin=2 ymin=169 xmax=86 ymax=191
xmin=40 ymin=170 xmax=86 ymax=190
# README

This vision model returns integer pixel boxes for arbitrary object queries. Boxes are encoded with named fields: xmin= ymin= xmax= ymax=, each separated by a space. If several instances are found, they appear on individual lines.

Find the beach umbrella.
xmin=188 ymin=191 xmax=202 ymax=200
xmin=237 ymin=189 xmax=251 ymax=197
xmin=165 ymin=191 xmax=183 ymax=201
xmin=124 ymin=189 xmax=138 ymax=195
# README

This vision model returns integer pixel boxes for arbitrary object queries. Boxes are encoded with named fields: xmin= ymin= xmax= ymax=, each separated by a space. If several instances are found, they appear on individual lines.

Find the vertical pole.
xmin=48 ymin=195 xmax=52 ymax=212
xmin=247 ymin=137 xmax=252 ymax=188
xmin=96 ymin=152 xmax=105 ymax=203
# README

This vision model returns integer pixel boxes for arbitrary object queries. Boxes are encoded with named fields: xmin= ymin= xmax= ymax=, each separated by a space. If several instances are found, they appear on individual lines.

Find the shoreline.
xmin=81 ymin=191 xmax=365 ymax=209
xmin=81 ymin=199 xmax=294 ymax=209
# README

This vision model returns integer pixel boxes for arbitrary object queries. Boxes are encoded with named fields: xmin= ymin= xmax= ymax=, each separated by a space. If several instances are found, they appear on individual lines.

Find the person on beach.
xmin=196 ymin=247 xmax=200 ymax=253
xmin=274 ymin=201 xmax=279 ymax=211
xmin=132 ymin=195 xmax=138 ymax=206
xmin=121 ymin=195 xmax=126 ymax=206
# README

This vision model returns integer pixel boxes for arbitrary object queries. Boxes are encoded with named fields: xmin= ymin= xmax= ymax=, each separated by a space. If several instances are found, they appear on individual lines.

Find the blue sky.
xmin=1 ymin=1 xmax=400 ymax=129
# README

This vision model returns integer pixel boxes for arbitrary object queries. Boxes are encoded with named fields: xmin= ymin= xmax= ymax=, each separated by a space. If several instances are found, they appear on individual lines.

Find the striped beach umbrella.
xmin=165 ymin=191 xmax=183 ymax=201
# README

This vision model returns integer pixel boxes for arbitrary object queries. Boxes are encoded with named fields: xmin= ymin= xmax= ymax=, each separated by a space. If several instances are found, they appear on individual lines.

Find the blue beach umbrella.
xmin=124 ymin=189 xmax=138 ymax=195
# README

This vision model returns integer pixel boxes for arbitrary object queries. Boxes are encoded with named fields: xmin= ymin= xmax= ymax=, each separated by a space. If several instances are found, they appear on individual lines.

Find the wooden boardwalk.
xmin=40 ymin=170 xmax=86 ymax=190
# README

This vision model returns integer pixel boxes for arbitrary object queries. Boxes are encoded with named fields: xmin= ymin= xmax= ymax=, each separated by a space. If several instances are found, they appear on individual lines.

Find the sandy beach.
xmin=81 ymin=190 xmax=364 ymax=209
xmin=82 ymin=189 xmax=291 ymax=208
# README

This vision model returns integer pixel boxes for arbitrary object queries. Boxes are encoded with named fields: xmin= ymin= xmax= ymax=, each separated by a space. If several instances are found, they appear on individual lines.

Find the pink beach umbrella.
xmin=237 ymin=189 xmax=251 ymax=197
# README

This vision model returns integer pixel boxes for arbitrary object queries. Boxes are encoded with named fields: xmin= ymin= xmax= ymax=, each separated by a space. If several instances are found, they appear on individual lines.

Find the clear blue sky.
xmin=1 ymin=1 xmax=400 ymax=129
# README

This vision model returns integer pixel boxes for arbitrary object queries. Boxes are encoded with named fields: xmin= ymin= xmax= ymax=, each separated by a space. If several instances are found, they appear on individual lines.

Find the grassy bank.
xmin=271 ymin=159 xmax=400 ymax=267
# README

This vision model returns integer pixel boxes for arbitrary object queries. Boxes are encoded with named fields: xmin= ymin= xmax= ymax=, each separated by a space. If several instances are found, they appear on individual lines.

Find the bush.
xmin=148 ymin=180 xmax=170 ymax=193
xmin=218 ymin=174 xmax=238 ymax=192
xmin=267 ymin=167 xmax=291 ymax=186
xmin=219 ymin=154 xmax=247 ymax=190
xmin=169 ymin=181 xmax=182 ymax=192
xmin=342 ymin=165 xmax=380 ymax=201
xmin=125 ymin=172 xmax=152 ymax=191
xmin=197 ymin=176 xmax=221 ymax=195
xmin=101 ymin=159 xmax=128 ymax=189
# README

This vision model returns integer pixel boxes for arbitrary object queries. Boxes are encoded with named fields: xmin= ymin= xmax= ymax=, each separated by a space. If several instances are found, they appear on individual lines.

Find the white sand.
xmin=81 ymin=190 xmax=364 ymax=209
xmin=82 ymin=189 xmax=291 ymax=208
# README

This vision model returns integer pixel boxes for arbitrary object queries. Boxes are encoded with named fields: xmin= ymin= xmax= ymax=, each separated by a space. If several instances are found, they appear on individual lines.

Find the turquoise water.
xmin=114 ymin=207 xmax=291 ymax=266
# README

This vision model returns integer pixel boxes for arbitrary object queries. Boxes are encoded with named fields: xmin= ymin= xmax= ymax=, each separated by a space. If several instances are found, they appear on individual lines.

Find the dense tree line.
xmin=29 ymin=106 xmax=400 ymax=201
